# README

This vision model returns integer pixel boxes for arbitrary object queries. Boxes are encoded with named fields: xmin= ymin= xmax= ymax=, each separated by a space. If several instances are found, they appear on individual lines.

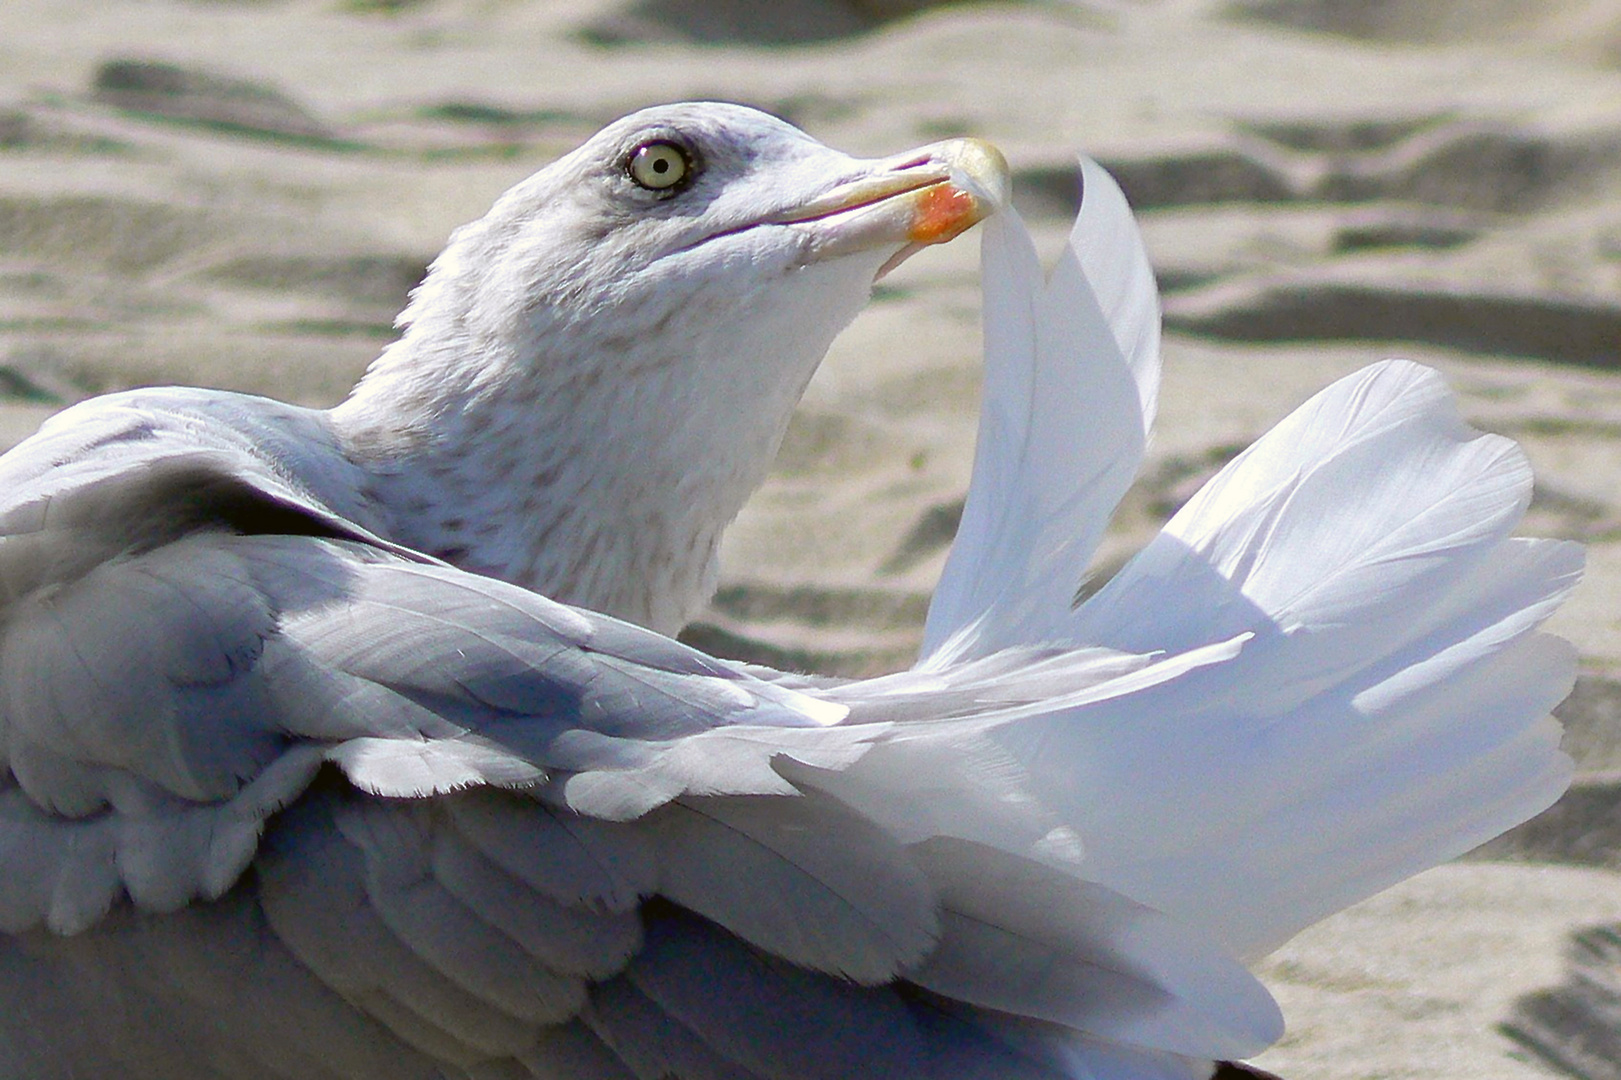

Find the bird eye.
xmin=627 ymin=140 xmax=692 ymax=192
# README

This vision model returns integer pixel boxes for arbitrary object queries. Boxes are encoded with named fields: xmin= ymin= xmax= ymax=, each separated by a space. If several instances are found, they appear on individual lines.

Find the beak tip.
xmin=945 ymin=138 xmax=1012 ymax=211
xmin=902 ymin=137 xmax=1010 ymax=247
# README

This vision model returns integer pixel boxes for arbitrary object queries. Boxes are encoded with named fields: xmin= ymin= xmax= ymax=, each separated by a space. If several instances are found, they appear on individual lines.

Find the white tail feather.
xmin=922 ymin=159 xmax=1160 ymax=664
xmin=837 ymin=158 xmax=1580 ymax=1071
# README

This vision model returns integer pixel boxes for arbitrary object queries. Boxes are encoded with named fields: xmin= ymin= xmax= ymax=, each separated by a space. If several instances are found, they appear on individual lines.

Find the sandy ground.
xmin=3 ymin=1 xmax=1621 ymax=1076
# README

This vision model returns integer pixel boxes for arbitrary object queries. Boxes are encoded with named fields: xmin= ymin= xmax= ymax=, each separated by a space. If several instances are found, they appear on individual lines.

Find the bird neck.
xmin=327 ymin=267 xmax=857 ymax=635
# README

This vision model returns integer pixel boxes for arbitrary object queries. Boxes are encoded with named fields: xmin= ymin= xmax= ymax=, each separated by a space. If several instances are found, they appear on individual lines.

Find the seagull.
xmin=0 ymin=102 xmax=1580 ymax=1080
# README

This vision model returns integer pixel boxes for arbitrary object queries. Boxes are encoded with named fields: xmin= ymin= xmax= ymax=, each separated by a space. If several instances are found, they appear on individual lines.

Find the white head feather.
xmin=331 ymin=102 xmax=1005 ymax=632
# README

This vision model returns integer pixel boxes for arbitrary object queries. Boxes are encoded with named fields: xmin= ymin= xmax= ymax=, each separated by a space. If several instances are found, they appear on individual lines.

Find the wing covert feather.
xmin=442 ymin=789 xmax=655 ymax=912
xmin=257 ymin=791 xmax=548 ymax=1062
xmin=648 ymin=793 xmax=939 ymax=984
xmin=622 ymin=907 xmax=926 ymax=1080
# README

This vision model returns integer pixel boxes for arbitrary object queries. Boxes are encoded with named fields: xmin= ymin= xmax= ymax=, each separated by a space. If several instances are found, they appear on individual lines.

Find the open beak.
xmin=779 ymin=138 xmax=1010 ymax=279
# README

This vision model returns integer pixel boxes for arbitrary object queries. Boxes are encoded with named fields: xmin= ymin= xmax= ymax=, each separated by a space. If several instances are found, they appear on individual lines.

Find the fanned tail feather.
xmin=813 ymin=157 xmax=1579 ymax=1072
xmin=922 ymin=160 xmax=1160 ymax=664
xmin=987 ymin=361 xmax=1580 ymax=958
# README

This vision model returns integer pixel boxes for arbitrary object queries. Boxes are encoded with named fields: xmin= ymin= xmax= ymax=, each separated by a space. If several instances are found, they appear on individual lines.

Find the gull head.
xmin=460 ymin=100 xmax=1008 ymax=322
xmin=334 ymin=102 xmax=1006 ymax=632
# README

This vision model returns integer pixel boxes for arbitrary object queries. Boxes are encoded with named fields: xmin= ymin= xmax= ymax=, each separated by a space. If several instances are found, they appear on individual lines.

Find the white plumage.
xmin=0 ymin=102 xmax=1579 ymax=1079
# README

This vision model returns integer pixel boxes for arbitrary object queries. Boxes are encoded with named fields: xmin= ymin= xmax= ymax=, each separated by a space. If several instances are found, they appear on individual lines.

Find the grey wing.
xmin=0 ymin=414 xmax=1267 ymax=1079
xmin=0 ymin=528 xmax=1034 ymax=1080
xmin=0 ymin=387 xmax=424 ymax=594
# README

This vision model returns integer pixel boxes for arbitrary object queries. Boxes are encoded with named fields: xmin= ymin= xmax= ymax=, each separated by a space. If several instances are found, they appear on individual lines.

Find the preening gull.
xmin=0 ymin=102 xmax=1580 ymax=1080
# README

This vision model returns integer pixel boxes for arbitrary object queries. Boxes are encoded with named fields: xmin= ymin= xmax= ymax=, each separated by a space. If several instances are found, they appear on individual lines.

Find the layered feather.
xmin=904 ymin=160 xmax=1579 ymax=973
xmin=0 ymin=142 xmax=1581 ymax=1080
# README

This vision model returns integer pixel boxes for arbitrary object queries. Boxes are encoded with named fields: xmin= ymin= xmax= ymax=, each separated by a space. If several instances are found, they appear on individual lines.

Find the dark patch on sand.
xmin=683 ymin=581 xmax=931 ymax=676
xmin=91 ymin=59 xmax=340 ymax=144
xmin=1503 ymin=925 xmax=1621 ymax=1080
xmin=578 ymin=0 xmax=977 ymax=47
xmin=1164 ymin=281 xmax=1621 ymax=368
xmin=880 ymin=498 xmax=962 ymax=575
xmin=1227 ymin=0 xmax=1621 ymax=57
xmin=203 ymin=253 xmax=428 ymax=309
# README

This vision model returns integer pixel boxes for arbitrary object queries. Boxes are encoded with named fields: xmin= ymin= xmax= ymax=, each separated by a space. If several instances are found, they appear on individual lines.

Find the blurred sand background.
xmin=3 ymin=0 xmax=1621 ymax=1075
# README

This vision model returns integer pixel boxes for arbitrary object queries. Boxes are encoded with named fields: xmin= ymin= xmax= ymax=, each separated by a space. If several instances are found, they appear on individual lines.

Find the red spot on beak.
xmin=907 ymin=184 xmax=983 ymax=245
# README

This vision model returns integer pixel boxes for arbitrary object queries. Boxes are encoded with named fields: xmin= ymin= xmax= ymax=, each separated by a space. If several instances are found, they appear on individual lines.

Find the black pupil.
xmin=631 ymin=142 xmax=688 ymax=190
